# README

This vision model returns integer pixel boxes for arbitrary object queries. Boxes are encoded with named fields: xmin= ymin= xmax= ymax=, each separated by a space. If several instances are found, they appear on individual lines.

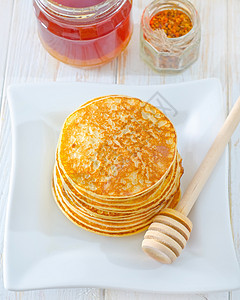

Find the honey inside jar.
xmin=33 ymin=0 xmax=133 ymax=67
xmin=150 ymin=9 xmax=193 ymax=38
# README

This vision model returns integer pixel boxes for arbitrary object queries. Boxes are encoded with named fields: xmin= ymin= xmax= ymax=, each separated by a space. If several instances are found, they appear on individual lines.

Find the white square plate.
xmin=4 ymin=79 xmax=240 ymax=292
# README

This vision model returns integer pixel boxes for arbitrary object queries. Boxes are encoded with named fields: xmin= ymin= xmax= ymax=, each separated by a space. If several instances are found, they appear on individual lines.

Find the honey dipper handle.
xmin=176 ymin=96 xmax=240 ymax=216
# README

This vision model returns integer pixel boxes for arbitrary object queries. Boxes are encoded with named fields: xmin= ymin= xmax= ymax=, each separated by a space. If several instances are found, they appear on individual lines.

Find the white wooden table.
xmin=0 ymin=0 xmax=240 ymax=299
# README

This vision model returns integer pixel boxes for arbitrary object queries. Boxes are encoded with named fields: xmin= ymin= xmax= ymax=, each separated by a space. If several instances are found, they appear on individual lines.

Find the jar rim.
xmin=35 ymin=0 xmax=126 ymax=19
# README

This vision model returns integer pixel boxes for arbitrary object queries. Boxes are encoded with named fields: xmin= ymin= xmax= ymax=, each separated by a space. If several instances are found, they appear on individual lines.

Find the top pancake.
xmin=57 ymin=95 xmax=177 ymax=197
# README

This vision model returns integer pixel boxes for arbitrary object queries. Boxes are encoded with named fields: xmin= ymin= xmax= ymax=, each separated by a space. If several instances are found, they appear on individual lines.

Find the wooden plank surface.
xmin=0 ymin=0 xmax=239 ymax=299
xmin=105 ymin=291 xmax=229 ymax=300
xmin=0 ymin=0 xmax=14 ymax=106
xmin=228 ymin=0 xmax=240 ymax=261
xmin=228 ymin=1 xmax=240 ymax=298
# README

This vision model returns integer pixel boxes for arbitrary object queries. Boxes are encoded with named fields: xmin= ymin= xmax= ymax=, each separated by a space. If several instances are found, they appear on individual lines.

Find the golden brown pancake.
xmin=57 ymin=95 xmax=177 ymax=198
xmin=52 ymin=95 xmax=183 ymax=236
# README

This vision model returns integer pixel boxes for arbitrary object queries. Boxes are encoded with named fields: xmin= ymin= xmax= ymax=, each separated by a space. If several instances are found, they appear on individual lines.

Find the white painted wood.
xmin=228 ymin=0 xmax=240 ymax=267
xmin=231 ymin=289 xmax=240 ymax=300
xmin=117 ymin=0 xmax=228 ymax=92
xmin=0 ymin=0 xmax=14 ymax=105
xmin=0 ymin=0 xmax=239 ymax=299
xmin=105 ymin=290 xmax=229 ymax=300
xmin=0 ymin=289 xmax=104 ymax=300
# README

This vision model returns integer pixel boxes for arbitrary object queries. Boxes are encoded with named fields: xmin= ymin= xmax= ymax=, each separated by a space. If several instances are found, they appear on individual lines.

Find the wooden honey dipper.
xmin=142 ymin=96 xmax=240 ymax=264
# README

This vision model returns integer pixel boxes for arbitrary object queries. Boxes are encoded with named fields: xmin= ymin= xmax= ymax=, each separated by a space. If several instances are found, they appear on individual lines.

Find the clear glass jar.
xmin=140 ymin=0 xmax=201 ymax=72
xmin=33 ymin=0 xmax=133 ymax=67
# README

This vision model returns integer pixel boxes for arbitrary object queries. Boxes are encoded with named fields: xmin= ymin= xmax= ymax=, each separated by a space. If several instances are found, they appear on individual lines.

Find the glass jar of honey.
xmin=33 ymin=0 xmax=133 ymax=67
xmin=140 ymin=0 xmax=200 ymax=72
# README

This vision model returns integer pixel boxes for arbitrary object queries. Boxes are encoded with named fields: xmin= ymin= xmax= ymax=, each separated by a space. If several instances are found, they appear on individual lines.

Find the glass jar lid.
xmin=52 ymin=0 xmax=105 ymax=8
xmin=35 ymin=0 xmax=127 ymax=19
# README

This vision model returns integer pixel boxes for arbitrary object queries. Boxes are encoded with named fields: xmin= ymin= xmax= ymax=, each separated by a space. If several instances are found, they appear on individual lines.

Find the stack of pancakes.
xmin=52 ymin=95 xmax=183 ymax=236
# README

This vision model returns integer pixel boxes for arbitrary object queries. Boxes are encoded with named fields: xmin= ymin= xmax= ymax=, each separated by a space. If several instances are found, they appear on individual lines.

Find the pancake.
xmin=57 ymin=95 xmax=177 ymax=198
xmin=53 ymin=154 xmax=182 ymax=221
xmin=52 ymin=95 xmax=183 ymax=236
xmin=54 ymin=152 xmax=182 ymax=214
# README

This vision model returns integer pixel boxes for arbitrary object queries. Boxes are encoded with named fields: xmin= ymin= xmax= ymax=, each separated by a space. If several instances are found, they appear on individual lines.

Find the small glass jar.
xmin=33 ymin=0 xmax=133 ymax=67
xmin=140 ymin=0 xmax=201 ymax=72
